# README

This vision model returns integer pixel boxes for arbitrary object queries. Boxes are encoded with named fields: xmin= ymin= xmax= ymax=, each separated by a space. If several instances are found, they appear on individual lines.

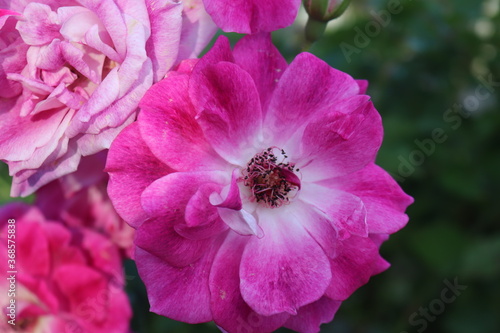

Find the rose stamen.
xmin=243 ymin=147 xmax=300 ymax=208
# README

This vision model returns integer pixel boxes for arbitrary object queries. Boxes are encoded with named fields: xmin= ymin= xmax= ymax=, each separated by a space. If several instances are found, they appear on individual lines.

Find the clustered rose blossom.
xmin=0 ymin=1 xmax=413 ymax=332
xmin=106 ymin=34 xmax=413 ymax=333
xmin=0 ymin=0 xmax=216 ymax=197
xmin=36 ymin=152 xmax=135 ymax=258
xmin=0 ymin=202 xmax=130 ymax=333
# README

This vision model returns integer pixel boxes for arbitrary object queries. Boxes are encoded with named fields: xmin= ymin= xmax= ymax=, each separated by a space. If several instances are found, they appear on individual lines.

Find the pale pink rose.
xmin=106 ymin=34 xmax=413 ymax=332
xmin=0 ymin=202 xmax=130 ymax=333
xmin=36 ymin=152 xmax=135 ymax=258
xmin=0 ymin=0 xmax=216 ymax=197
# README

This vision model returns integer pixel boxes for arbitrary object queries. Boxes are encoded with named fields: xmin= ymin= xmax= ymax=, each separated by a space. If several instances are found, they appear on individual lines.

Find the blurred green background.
xmin=2 ymin=0 xmax=500 ymax=332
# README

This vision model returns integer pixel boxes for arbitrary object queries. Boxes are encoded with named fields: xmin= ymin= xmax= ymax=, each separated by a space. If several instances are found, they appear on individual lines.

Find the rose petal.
xmin=210 ymin=232 xmax=290 ymax=333
xmin=240 ymin=208 xmax=332 ymax=316
xmin=106 ymin=122 xmax=173 ymax=228
xmin=203 ymin=0 xmax=300 ymax=33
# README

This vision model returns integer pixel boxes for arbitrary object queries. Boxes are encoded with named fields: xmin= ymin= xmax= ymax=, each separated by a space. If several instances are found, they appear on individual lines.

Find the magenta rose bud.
xmin=0 ymin=0 xmax=216 ymax=197
xmin=202 ymin=0 xmax=301 ymax=33
xmin=107 ymin=34 xmax=413 ymax=333
xmin=0 ymin=202 xmax=130 ymax=333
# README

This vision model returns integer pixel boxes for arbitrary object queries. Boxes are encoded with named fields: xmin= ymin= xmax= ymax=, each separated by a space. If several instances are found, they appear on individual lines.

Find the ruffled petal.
xmin=145 ymin=0 xmax=183 ymax=81
xmin=326 ymin=235 xmax=390 ymax=301
xmin=139 ymin=72 xmax=225 ymax=171
xmin=175 ymin=183 xmax=228 ymax=240
xmin=175 ymin=0 xmax=217 ymax=62
xmin=299 ymin=182 xmax=368 ymax=239
xmin=322 ymin=163 xmax=413 ymax=234
xmin=233 ymin=33 xmax=287 ymax=115
xmin=284 ymin=296 xmax=341 ymax=333
xmin=239 ymin=208 xmax=332 ymax=316
xmin=298 ymin=95 xmax=383 ymax=181
xmin=203 ymin=0 xmax=300 ymax=34
xmin=106 ymin=122 xmax=173 ymax=228
xmin=210 ymin=233 xmax=290 ymax=333
xmin=191 ymin=60 xmax=262 ymax=165
xmin=135 ymin=242 xmax=221 ymax=323
xmin=265 ymin=52 xmax=360 ymax=147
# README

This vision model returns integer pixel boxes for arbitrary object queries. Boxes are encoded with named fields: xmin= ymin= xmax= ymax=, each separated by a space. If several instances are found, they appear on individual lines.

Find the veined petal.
xmin=321 ymin=163 xmax=413 ymax=234
xmin=139 ymin=73 xmax=225 ymax=171
xmin=202 ymin=0 xmax=300 ymax=34
xmin=326 ymin=235 xmax=390 ymax=301
xmin=298 ymin=95 xmax=383 ymax=181
xmin=265 ymin=52 xmax=360 ymax=147
xmin=233 ymin=33 xmax=287 ymax=115
xmin=284 ymin=296 xmax=341 ymax=333
xmin=191 ymin=60 xmax=263 ymax=165
xmin=106 ymin=123 xmax=173 ymax=228
xmin=210 ymin=232 xmax=290 ymax=333
xmin=240 ymin=208 xmax=332 ymax=316
xmin=135 ymin=241 xmax=222 ymax=323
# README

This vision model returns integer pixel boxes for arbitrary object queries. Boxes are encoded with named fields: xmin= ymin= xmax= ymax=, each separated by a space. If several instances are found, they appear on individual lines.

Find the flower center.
xmin=243 ymin=147 xmax=301 ymax=208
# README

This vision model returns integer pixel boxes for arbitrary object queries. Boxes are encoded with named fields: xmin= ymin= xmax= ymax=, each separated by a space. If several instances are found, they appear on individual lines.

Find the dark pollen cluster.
xmin=242 ymin=147 xmax=300 ymax=208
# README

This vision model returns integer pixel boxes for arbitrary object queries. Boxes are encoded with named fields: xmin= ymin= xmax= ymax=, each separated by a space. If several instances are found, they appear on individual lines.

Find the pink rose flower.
xmin=0 ymin=202 xmax=130 ymax=333
xmin=0 ymin=0 xmax=216 ymax=197
xmin=202 ymin=0 xmax=301 ymax=33
xmin=36 ymin=152 xmax=135 ymax=258
xmin=106 ymin=34 xmax=413 ymax=332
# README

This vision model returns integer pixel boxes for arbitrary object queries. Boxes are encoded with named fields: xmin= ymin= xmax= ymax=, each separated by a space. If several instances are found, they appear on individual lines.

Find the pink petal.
xmin=299 ymin=183 xmax=368 ymax=239
xmin=191 ymin=60 xmax=262 ymax=165
xmin=190 ymin=35 xmax=234 ymax=70
xmin=265 ymin=52 xmax=360 ymax=147
xmin=210 ymin=233 xmax=290 ymax=333
xmin=106 ymin=122 xmax=173 ymax=228
xmin=79 ymin=0 xmax=128 ymax=58
xmin=175 ymin=183 xmax=228 ymax=240
xmin=135 ymin=214 xmax=213 ymax=267
xmin=284 ymin=296 xmax=341 ymax=333
xmin=298 ymin=95 xmax=383 ymax=181
xmin=135 ymin=243 xmax=221 ymax=323
xmin=60 ymin=41 xmax=106 ymax=85
xmin=288 ymin=200 xmax=338 ymax=258
xmin=16 ymin=3 xmax=60 ymax=46
xmin=145 ymin=0 xmax=183 ymax=81
xmin=240 ymin=209 xmax=332 ymax=316
xmin=210 ymin=170 xmax=242 ymax=210
xmin=137 ymin=171 xmax=227 ymax=266
xmin=16 ymin=221 xmax=50 ymax=277
xmin=326 ymin=235 xmax=390 ymax=301
xmin=6 ymin=108 xmax=74 ymax=176
xmin=324 ymin=163 xmax=414 ymax=234
xmin=10 ymin=140 xmax=82 ymax=197
xmin=53 ymin=264 xmax=107 ymax=317
xmin=0 ymin=36 xmax=28 ymax=99
xmin=33 ymin=39 xmax=65 ymax=70
xmin=176 ymin=0 xmax=217 ymax=62
xmin=233 ymin=33 xmax=288 ymax=115
xmin=217 ymin=208 xmax=263 ymax=238
xmin=138 ymin=72 xmax=225 ymax=171
xmin=140 ymin=170 xmax=226 ymax=218
xmin=356 ymin=79 xmax=368 ymax=94
xmin=203 ymin=0 xmax=300 ymax=33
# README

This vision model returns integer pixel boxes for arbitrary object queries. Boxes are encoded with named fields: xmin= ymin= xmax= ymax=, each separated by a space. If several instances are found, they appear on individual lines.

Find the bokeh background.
xmin=2 ymin=0 xmax=499 ymax=332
